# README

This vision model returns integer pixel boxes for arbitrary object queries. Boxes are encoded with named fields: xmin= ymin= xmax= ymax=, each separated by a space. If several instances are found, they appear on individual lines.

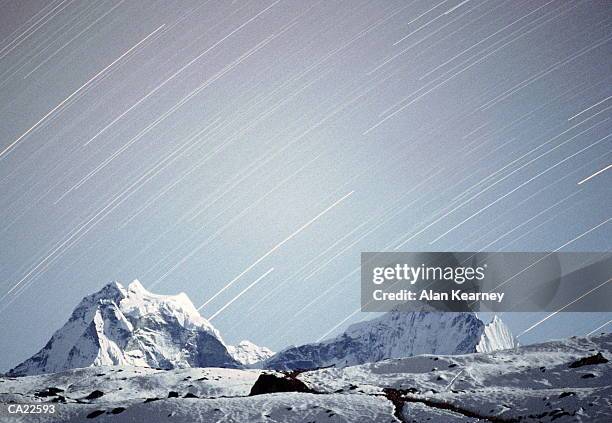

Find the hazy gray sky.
xmin=0 ymin=0 xmax=610 ymax=371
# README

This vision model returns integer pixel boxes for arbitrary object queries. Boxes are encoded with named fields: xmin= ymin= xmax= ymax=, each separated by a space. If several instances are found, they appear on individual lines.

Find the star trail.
xmin=0 ymin=0 xmax=610 ymax=371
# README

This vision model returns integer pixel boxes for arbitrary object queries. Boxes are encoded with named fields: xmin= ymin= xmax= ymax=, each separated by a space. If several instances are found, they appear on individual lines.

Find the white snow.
xmin=264 ymin=310 xmax=517 ymax=370
xmin=8 ymin=281 xmax=239 ymax=376
xmin=228 ymin=341 xmax=274 ymax=366
xmin=6 ymin=280 xmax=608 ymax=422
xmin=298 ymin=333 xmax=611 ymax=422
xmin=1 ymin=333 xmax=609 ymax=422
xmin=10 ymin=282 xmax=514 ymax=377
xmin=476 ymin=315 xmax=517 ymax=353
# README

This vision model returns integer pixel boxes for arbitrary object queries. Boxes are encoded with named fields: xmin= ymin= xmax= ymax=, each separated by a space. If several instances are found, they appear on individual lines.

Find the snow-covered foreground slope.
xmin=1 ymin=366 xmax=261 ymax=404
xmin=298 ymin=333 xmax=612 ymax=422
xmin=264 ymin=310 xmax=517 ymax=370
xmin=1 ymin=333 xmax=609 ymax=422
xmin=0 ymin=366 xmax=393 ymax=422
xmin=9 ymin=281 xmax=240 ymax=376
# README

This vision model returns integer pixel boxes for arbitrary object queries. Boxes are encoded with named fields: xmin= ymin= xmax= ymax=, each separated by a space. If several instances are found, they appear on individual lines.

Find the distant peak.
xmin=477 ymin=315 xmax=517 ymax=353
xmin=127 ymin=279 xmax=147 ymax=293
xmin=94 ymin=281 xmax=127 ymax=300
xmin=104 ymin=280 xmax=125 ymax=290
xmin=228 ymin=340 xmax=274 ymax=365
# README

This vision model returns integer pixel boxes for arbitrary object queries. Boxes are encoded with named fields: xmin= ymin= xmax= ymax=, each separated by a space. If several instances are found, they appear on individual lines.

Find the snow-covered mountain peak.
xmin=126 ymin=279 xmax=146 ymax=293
xmin=124 ymin=282 xmax=227 ymax=340
xmin=118 ymin=280 xmax=216 ymax=335
xmin=8 ymin=281 xmax=239 ymax=376
xmin=477 ymin=314 xmax=517 ymax=353
xmin=95 ymin=280 xmax=127 ymax=300
xmin=228 ymin=340 xmax=274 ymax=365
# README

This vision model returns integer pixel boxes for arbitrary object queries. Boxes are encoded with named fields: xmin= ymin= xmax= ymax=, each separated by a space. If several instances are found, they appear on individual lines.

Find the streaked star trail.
xmin=0 ymin=0 xmax=610 ymax=370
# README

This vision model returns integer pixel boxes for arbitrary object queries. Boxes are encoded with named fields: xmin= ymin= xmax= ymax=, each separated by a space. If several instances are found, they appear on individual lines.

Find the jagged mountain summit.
xmin=264 ymin=310 xmax=517 ymax=371
xmin=228 ymin=340 xmax=274 ymax=365
xmin=9 ymin=280 xmax=241 ymax=376
xmin=476 ymin=314 xmax=516 ymax=352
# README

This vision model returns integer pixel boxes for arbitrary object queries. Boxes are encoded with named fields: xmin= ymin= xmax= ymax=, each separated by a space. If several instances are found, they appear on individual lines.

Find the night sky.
xmin=0 ymin=0 xmax=610 ymax=372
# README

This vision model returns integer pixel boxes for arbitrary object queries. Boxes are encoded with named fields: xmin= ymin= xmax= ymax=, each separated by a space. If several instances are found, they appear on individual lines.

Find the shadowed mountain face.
xmin=264 ymin=311 xmax=516 ymax=371
xmin=9 ymin=281 xmax=240 ymax=376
